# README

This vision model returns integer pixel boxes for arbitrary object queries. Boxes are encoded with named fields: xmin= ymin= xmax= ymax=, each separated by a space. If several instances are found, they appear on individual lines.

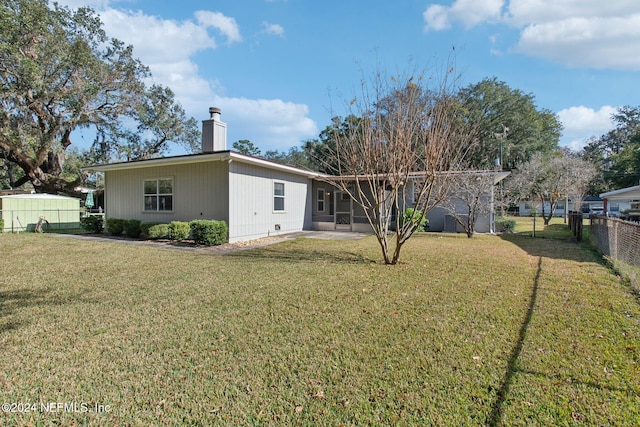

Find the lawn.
xmin=1 ymin=228 xmax=639 ymax=425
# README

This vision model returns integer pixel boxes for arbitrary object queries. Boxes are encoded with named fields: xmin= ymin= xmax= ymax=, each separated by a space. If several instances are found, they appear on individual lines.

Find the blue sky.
xmin=59 ymin=0 xmax=640 ymax=154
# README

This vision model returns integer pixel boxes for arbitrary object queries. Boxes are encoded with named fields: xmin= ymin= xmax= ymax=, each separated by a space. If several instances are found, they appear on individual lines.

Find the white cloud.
xmin=423 ymin=0 xmax=640 ymax=70
xmin=261 ymin=22 xmax=285 ymax=37
xmin=424 ymin=0 xmax=505 ymax=31
xmin=54 ymin=0 xmax=316 ymax=152
xmin=516 ymin=15 xmax=640 ymax=70
xmin=195 ymin=10 xmax=242 ymax=44
xmin=557 ymin=105 xmax=617 ymax=150
xmin=217 ymin=98 xmax=317 ymax=150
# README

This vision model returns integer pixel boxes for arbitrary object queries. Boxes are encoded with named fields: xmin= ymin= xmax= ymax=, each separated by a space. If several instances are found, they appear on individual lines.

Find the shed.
xmin=0 ymin=194 xmax=81 ymax=232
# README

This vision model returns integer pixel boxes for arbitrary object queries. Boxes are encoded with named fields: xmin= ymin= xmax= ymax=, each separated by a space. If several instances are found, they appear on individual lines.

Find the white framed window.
xmin=317 ymin=188 xmax=325 ymax=212
xmin=274 ymin=181 xmax=285 ymax=212
xmin=144 ymin=178 xmax=173 ymax=212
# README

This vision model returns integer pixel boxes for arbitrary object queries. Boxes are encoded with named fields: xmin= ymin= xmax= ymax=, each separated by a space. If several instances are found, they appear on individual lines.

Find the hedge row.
xmin=105 ymin=218 xmax=142 ymax=238
xmin=104 ymin=218 xmax=227 ymax=246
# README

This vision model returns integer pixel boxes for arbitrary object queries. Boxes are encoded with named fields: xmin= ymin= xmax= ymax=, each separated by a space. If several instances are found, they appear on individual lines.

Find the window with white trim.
xmin=317 ymin=188 xmax=325 ymax=212
xmin=144 ymin=178 xmax=173 ymax=211
xmin=274 ymin=182 xmax=285 ymax=211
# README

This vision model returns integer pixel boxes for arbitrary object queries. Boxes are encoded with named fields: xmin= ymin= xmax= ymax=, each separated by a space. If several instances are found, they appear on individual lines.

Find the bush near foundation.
xmin=189 ymin=220 xmax=227 ymax=246
xmin=168 ymin=221 xmax=190 ymax=241
xmin=141 ymin=222 xmax=169 ymax=239
xmin=106 ymin=218 xmax=125 ymax=236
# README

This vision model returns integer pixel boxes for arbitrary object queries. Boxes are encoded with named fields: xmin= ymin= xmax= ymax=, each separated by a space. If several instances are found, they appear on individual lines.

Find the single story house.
xmin=600 ymin=185 xmax=640 ymax=216
xmin=518 ymin=196 xmax=604 ymax=218
xmin=86 ymin=108 xmax=508 ymax=242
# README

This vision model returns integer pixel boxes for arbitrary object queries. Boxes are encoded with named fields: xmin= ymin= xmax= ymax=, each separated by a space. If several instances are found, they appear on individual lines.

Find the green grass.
xmin=1 ymin=231 xmax=639 ymax=426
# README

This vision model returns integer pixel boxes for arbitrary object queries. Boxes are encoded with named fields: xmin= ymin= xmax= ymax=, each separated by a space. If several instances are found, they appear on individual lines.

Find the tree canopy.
xmin=581 ymin=105 xmax=640 ymax=193
xmin=0 ymin=0 xmax=198 ymax=193
xmin=457 ymin=77 xmax=562 ymax=170
xmin=506 ymin=151 xmax=597 ymax=225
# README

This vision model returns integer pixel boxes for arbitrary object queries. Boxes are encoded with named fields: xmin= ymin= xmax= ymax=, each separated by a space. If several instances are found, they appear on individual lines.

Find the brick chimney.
xmin=202 ymin=107 xmax=227 ymax=152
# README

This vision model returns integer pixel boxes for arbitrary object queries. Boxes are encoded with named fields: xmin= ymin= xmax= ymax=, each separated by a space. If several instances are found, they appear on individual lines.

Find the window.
xmin=610 ymin=202 xmax=620 ymax=212
xmin=144 ymin=178 xmax=173 ymax=211
xmin=274 ymin=182 xmax=285 ymax=211
xmin=317 ymin=188 xmax=325 ymax=212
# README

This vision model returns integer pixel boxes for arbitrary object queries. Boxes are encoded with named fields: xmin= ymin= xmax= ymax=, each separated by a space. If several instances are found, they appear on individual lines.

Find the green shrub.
xmin=80 ymin=215 xmax=103 ymax=234
xmin=495 ymin=217 xmax=516 ymax=233
xmin=0 ymin=218 xmax=4 ymax=232
xmin=141 ymin=222 xmax=169 ymax=239
xmin=168 ymin=221 xmax=190 ymax=241
xmin=402 ymin=208 xmax=429 ymax=232
xmin=106 ymin=218 xmax=125 ymax=236
xmin=190 ymin=220 xmax=228 ymax=246
xmin=123 ymin=219 xmax=142 ymax=238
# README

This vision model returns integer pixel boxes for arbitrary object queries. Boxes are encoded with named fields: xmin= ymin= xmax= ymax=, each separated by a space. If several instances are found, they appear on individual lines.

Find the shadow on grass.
xmin=517 ymin=368 xmax=640 ymax=397
xmin=500 ymin=233 xmax=598 ymax=264
xmin=0 ymin=288 xmax=93 ymax=333
xmin=225 ymin=246 xmax=375 ymax=264
xmin=488 ymin=256 xmax=542 ymax=427
xmin=0 ymin=289 xmax=48 ymax=333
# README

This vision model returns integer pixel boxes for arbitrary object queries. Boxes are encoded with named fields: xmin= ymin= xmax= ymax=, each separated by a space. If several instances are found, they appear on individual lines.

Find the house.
xmin=518 ymin=196 xmax=603 ymax=218
xmin=600 ymin=185 xmax=640 ymax=216
xmin=87 ymin=108 xmax=507 ymax=241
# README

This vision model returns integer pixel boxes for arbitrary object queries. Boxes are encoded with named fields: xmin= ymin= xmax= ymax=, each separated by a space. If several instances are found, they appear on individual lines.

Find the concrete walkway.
xmin=54 ymin=230 xmax=371 ymax=254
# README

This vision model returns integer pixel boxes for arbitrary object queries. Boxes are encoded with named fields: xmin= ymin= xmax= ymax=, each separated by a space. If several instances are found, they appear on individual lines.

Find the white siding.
xmin=228 ymin=161 xmax=312 ymax=242
xmin=104 ymin=161 xmax=229 ymax=224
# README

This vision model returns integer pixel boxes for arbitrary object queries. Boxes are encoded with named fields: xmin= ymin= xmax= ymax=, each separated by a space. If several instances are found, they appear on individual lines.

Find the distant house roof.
xmin=84 ymin=150 xmax=324 ymax=179
xmin=600 ymin=185 xmax=640 ymax=201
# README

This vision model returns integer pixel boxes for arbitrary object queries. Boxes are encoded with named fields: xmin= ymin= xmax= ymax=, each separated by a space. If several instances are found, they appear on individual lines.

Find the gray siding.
xmin=104 ymin=161 xmax=230 ymax=224
xmin=228 ymin=162 xmax=312 ymax=242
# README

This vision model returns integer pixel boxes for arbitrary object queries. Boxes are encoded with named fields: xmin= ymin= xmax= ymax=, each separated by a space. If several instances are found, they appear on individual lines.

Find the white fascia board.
xmin=83 ymin=150 xmax=325 ymax=179
xmin=83 ymin=152 xmax=232 ymax=172
xmin=228 ymin=152 xmax=323 ymax=178
xmin=600 ymin=185 xmax=640 ymax=200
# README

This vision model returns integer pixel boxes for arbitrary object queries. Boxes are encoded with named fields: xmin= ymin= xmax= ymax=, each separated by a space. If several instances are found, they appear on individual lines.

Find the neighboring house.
xmin=600 ymin=185 xmax=640 ymax=216
xmin=87 ymin=108 xmax=508 ymax=241
xmin=518 ymin=196 xmax=603 ymax=218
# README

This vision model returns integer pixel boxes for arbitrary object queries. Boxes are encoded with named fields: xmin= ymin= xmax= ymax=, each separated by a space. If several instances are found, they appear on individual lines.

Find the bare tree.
xmin=319 ymin=66 xmax=474 ymax=264
xmin=507 ymin=152 xmax=598 ymax=225
xmin=439 ymin=171 xmax=503 ymax=238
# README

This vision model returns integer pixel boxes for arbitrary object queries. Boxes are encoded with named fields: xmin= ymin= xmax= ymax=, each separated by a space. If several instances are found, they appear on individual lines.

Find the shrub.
xmin=402 ymin=208 xmax=429 ymax=232
xmin=141 ymin=222 xmax=169 ymax=239
xmin=123 ymin=219 xmax=142 ymax=238
xmin=495 ymin=217 xmax=516 ymax=233
xmin=190 ymin=220 xmax=228 ymax=246
xmin=0 ymin=218 xmax=4 ymax=232
xmin=168 ymin=221 xmax=190 ymax=241
xmin=106 ymin=218 xmax=125 ymax=236
xmin=80 ymin=215 xmax=103 ymax=234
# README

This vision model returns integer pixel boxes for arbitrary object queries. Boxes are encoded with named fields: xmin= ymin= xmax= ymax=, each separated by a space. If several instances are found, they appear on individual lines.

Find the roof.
xmin=600 ymin=185 xmax=640 ymax=200
xmin=323 ymin=170 xmax=510 ymax=185
xmin=83 ymin=150 xmax=324 ymax=179
xmin=0 ymin=193 xmax=79 ymax=200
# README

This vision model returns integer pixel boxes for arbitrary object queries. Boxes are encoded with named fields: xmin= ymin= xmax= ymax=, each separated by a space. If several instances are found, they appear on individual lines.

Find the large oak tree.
xmin=0 ymin=0 xmax=198 ymax=193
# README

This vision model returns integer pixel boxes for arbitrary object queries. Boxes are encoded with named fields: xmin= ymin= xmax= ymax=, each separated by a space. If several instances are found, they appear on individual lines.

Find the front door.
xmin=335 ymin=191 xmax=352 ymax=230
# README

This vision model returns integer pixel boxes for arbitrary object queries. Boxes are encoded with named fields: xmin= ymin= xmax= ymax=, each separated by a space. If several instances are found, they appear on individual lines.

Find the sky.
xmin=57 ymin=0 xmax=640 ymax=155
